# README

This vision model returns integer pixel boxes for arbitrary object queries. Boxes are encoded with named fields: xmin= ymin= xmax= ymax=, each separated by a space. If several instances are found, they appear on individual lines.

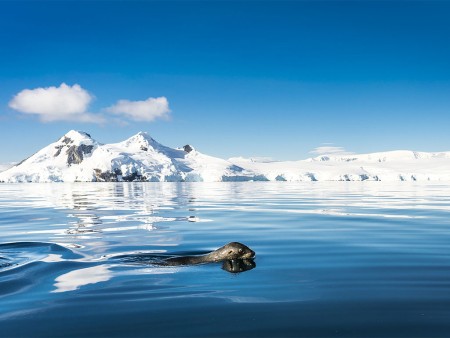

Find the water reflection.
xmin=3 ymin=182 xmax=450 ymax=224
xmin=222 ymin=259 xmax=256 ymax=273
xmin=66 ymin=212 xmax=103 ymax=235
xmin=2 ymin=183 xmax=450 ymax=337
xmin=52 ymin=265 xmax=112 ymax=293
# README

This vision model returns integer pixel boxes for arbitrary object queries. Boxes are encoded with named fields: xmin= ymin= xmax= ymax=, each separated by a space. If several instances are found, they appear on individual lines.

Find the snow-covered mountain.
xmin=1 ymin=130 xmax=450 ymax=182
xmin=0 ymin=130 xmax=258 ymax=182
xmin=230 ymin=150 xmax=450 ymax=182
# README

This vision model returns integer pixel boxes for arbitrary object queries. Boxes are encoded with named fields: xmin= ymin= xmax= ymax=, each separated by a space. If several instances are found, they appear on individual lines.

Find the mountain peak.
xmin=133 ymin=131 xmax=155 ymax=141
xmin=53 ymin=130 xmax=98 ymax=166
xmin=63 ymin=130 xmax=92 ymax=138
xmin=58 ymin=130 xmax=94 ymax=144
xmin=121 ymin=131 xmax=161 ymax=152
xmin=126 ymin=131 xmax=155 ymax=142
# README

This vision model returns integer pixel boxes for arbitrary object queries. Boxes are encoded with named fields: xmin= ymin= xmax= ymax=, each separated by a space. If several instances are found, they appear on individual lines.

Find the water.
xmin=1 ymin=182 xmax=450 ymax=337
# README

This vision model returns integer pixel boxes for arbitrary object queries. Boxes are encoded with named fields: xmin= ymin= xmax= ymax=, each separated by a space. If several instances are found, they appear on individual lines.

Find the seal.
xmin=163 ymin=242 xmax=255 ymax=266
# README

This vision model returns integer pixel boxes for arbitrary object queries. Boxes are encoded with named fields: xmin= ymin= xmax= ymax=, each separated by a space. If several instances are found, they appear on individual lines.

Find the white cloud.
xmin=309 ymin=145 xmax=354 ymax=156
xmin=9 ymin=83 xmax=103 ymax=123
xmin=105 ymin=96 xmax=170 ymax=122
xmin=8 ymin=84 xmax=170 ymax=125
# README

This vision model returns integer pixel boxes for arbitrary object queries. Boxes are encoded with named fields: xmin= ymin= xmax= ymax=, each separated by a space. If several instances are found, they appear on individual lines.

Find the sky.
xmin=1 ymin=0 xmax=450 ymax=164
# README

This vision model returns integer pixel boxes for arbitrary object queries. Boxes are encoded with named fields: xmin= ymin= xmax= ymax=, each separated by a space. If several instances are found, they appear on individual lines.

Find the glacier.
xmin=1 ymin=130 xmax=449 ymax=182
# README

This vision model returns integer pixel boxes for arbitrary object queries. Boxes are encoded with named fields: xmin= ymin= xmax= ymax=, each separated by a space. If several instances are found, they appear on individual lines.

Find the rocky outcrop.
xmin=66 ymin=144 xmax=94 ymax=165
xmin=183 ymin=145 xmax=194 ymax=153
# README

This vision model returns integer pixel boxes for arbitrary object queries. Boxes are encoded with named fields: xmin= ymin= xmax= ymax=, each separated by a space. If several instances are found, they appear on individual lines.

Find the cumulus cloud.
xmin=8 ymin=83 xmax=171 ymax=125
xmin=105 ymin=97 xmax=170 ymax=122
xmin=8 ymin=83 xmax=103 ymax=123
xmin=309 ymin=144 xmax=354 ymax=156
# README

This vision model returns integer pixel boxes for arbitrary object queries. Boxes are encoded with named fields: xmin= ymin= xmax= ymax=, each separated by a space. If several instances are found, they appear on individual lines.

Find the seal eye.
xmin=238 ymin=248 xmax=243 ymax=254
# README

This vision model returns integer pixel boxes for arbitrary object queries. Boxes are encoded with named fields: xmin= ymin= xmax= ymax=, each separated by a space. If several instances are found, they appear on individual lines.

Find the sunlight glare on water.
xmin=1 ymin=182 xmax=450 ymax=337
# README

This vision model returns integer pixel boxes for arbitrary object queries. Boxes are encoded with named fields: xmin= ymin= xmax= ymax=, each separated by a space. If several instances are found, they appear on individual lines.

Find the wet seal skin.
xmin=163 ymin=242 xmax=255 ymax=266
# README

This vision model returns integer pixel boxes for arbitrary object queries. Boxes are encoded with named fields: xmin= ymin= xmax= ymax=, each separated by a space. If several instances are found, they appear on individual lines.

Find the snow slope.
xmin=230 ymin=150 xmax=450 ymax=182
xmin=1 ymin=130 xmax=450 ymax=182
xmin=0 ymin=162 xmax=15 ymax=172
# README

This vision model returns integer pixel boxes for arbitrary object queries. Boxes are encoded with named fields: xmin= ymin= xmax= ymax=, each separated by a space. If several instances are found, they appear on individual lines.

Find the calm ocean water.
xmin=1 ymin=182 xmax=450 ymax=337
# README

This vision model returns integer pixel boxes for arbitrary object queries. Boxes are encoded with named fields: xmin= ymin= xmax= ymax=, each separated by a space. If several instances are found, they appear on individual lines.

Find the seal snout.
xmin=246 ymin=248 xmax=256 ymax=259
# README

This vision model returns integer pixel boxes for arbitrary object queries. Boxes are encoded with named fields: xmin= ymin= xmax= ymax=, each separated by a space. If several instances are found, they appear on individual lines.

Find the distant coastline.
xmin=1 ymin=130 xmax=450 ymax=183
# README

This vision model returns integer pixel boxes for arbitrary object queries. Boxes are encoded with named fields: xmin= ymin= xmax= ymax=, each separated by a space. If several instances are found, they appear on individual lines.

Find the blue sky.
xmin=1 ymin=1 xmax=450 ymax=163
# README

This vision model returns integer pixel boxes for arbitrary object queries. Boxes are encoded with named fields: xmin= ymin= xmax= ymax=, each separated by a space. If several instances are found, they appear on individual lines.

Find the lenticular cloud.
xmin=8 ymin=83 xmax=99 ymax=122
xmin=106 ymin=96 xmax=170 ymax=122
xmin=309 ymin=145 xmax=354 ymax=156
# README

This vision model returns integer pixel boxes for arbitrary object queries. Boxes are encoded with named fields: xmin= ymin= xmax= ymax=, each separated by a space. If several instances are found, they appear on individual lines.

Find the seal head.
xmin=164 ymin=242 xmax=255 ymax=266
xmin=208 ymin=242 xmax=255 ymax=262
